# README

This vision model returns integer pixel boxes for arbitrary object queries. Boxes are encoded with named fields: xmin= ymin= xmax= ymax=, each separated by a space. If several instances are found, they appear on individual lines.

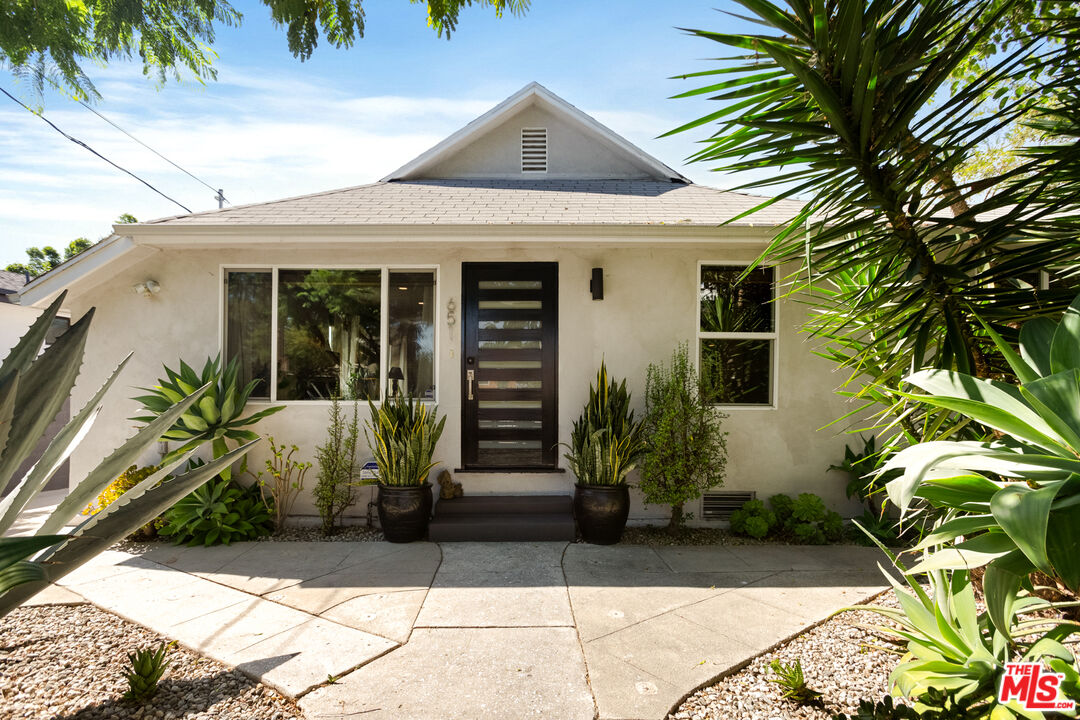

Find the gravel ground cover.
xmin=669 ymin=593 xmax=904 ymax=720
xmin=0 ymin=604 xmax=304 ymax=720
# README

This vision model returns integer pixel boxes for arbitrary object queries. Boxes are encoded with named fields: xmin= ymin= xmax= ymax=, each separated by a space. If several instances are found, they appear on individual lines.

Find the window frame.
xmin=695 ymin=260 xmax=779 ymax=410
xmin=220 ymin=263 xmax=440 ymax=405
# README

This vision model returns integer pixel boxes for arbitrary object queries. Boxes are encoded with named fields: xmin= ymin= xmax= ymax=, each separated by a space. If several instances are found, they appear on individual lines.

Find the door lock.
xmin=466 ymin=369 xmax=475 ymax=401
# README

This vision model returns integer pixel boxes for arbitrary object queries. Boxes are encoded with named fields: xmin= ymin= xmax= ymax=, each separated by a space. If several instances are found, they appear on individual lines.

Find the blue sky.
xmin=0 ymin=1 xmax=759 ymax=261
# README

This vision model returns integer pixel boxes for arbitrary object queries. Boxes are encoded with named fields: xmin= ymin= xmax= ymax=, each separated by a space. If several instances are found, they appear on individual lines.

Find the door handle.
xmin=466 ymin=369 xmax=475 ymax=401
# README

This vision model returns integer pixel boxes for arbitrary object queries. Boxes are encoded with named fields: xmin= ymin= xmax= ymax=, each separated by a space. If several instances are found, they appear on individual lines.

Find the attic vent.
xmin=521 ymin=127 xmax=548 ymax=173
xmin=702 ymin=491 xmax=756 ymax=521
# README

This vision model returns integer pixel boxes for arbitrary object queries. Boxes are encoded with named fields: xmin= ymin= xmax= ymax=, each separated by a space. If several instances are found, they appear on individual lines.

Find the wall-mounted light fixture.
xmin=590 ymin=268 xmax=604 ymax=300
xmin=133 ymin=280 xmax=161 ymax=298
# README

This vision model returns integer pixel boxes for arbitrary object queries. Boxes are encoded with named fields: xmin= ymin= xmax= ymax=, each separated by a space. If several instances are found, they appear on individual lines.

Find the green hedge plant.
xmin=729 ymin=493 xmax=842 ymax=544
xmin=640 ymin=343 xmax=728 ymax=532
xmin=0 ymin=293 xmax=255 ymax=618
xmin=728 ymin=499 xmax=775 ymax=539
xmin=160 ymin=462 xmax=273 ymax=546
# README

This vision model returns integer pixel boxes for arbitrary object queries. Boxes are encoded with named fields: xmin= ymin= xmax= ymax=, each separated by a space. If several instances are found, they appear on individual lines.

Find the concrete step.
xmin=433 ymin=495 xmax=571 ymax=516
xmin=429 ymin=494 xmax=576 ymax=542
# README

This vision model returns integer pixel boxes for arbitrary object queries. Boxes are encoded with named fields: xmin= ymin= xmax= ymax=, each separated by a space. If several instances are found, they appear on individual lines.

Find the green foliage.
xmin=254 ymin=437 xmax=311 ymax=533
xmin=160 ymin=470 xmax=272 ymax=546
xmin=730 ymin=493 xmax=842 ymax=544
xmin=1 ymin=0 xmax=529 ymax=102
xmin=669 ymin=0 xmax=1080 ymax=454
xmin=314 ymin=397 xmax=360 ymax=535
xmin=831 ymin=692 xmax=980 ymax=720
xmin=882 ymin=295 xmax=1080 ymax=627
xmin=81 ymin=464 xmax=164 ymax=538
xmin=0 ymin=293 xmax=257 ymax=618
xmin=728 ymin=499 xmax=775 ymax=539
xmin=123 ymin=642 xmax=172 ymax=703
xmin=640 ymin=343 xmax=728 ymax=531
xmin=364 ymin=395 xmax=446 ymax=487
xmin=133 ymin=355 xmax=284 ymax=480
xmin=565 ymin=361 xmax=647 ymax=487
xmin=767 ymin=659 xmax=822 ymax=706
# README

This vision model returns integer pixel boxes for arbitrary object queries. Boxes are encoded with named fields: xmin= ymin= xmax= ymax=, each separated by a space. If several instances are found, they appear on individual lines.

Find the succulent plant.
xmin=0 ymin=293 xmax=258 ymax=618
xmin=123 ymin=642 xmax=172 ymax=702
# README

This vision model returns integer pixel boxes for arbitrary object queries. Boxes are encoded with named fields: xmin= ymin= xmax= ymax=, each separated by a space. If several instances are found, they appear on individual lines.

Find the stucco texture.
xmin=61 ymin=240 xmax=860 ymax=524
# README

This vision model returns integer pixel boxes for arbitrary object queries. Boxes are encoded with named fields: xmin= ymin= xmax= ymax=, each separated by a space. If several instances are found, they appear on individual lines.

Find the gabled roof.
xmin=383 ymin=82 xmax=689 ymax=183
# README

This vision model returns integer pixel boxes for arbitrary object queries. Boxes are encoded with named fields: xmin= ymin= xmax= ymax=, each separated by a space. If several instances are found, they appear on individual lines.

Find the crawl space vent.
xmin=521 ymin=128 xmax=548 ymax=173
xmin=703 ymin=491 xmax=756 ymax=521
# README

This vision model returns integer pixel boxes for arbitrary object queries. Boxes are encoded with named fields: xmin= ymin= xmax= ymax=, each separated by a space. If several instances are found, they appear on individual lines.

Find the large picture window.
xmin=224 ymin=267 xmax=437 ymax=402
xmin=697 ymin=264 xmax=776 ymax=406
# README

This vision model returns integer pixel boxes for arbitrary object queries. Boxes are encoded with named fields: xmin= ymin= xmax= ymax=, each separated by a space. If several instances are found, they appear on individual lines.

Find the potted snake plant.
xmin=565 ymin=362 xmax=647 ymax=544
xmin=365 ymin=395 xmax=446 ymax=542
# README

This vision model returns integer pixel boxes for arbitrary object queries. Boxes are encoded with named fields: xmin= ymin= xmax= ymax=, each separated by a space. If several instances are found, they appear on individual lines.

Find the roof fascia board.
xmin=18 ymin=235 xmax=134 ymax=307
xmin=382 ymin=82 xmax=689 ymax=183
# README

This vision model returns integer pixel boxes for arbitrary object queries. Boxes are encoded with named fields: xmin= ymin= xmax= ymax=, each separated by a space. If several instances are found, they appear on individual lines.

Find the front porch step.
xmin=429 ymin=495 xmax=576 ymax=542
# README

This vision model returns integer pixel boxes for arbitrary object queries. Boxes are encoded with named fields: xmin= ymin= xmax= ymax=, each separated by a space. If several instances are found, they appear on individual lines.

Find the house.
xmin=16 ymin=83 xmax=857 ymax=528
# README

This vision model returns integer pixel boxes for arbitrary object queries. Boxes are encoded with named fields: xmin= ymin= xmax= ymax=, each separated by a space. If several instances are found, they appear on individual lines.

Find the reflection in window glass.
xmin=700 ymin=339 xmax=771 ymax=405
xmin=277 ymin=269 xmax=381 ymax=401
xmin=700 ymin=266 xmax=774 ymax=333
xmin=388 ymin=272 xmax=436 ymax=399
xmin=226 ymin=271 xmax=272 ymax=399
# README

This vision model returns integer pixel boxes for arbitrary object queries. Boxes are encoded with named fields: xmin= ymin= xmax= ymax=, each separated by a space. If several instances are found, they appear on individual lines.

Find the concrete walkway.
xmin=47 ymin=541 xmax=889 ymax=720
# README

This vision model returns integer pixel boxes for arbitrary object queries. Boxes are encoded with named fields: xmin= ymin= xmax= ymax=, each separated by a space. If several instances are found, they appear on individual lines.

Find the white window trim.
xmin=695 ymin=260 xmax=779 ymax=410
xmin=220 ymin=263 xmax=440 ymax=406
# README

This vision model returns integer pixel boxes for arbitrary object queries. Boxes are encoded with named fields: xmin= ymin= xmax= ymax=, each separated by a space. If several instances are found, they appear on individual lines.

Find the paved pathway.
xmin=45 ymin=541 xmax=889 ymax=720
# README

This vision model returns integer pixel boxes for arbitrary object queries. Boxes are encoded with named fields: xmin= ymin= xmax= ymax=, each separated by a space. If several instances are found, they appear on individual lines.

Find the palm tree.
xmin=668 ymin=0 xmax=1080 ymax=441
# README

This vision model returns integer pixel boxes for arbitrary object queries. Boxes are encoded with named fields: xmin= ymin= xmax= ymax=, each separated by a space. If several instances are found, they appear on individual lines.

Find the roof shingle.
xmin=146 ymin=179 xmax=804 ymax=228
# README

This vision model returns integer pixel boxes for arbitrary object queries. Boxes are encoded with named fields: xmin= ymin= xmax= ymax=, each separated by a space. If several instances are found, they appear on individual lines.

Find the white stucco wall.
xmin=0 ymin=303 xmax=41 ymax=359
xmin=60 ymin=237 xmax=860 ymax=525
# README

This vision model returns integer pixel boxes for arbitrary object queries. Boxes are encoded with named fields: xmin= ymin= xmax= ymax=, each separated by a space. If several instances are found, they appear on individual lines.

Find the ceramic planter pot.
xmin=377 ymin=482 xmax=433 ymax=543
xmin=573 ymin=483 xmax=630 ymax=545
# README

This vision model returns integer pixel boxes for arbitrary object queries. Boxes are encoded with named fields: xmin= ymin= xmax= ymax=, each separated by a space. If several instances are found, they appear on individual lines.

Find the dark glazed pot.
xmin=377 ymin=482 xmax=433 ymax=543
xmin=574 ymin=483 xmax=630 ymax=545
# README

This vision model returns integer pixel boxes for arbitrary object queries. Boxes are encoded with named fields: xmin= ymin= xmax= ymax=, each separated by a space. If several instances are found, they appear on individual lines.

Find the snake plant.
xmin=565 ymin=361 xmax=646 ymax=486
xmin=0 ymin=292 xmax=258 ymax=618
xmin=365 ymin=396 xmax=446 ymax=487
xmin=132 ymin=355 xmax=283 ymax=480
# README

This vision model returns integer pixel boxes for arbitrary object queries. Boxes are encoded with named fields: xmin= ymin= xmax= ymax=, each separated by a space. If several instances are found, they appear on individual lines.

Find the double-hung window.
xmin=697 ymin=264 xmax=776 ymax=406
xmin=224 ymin=267 xmax=436 ymax=402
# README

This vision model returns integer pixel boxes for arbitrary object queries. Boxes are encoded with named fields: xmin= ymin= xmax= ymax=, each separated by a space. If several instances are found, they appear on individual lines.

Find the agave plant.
xmin=365 ymin=396 xmax=446 ymax=487
xmin=851 ymin=541 xmax=1079 ymax=719
xmin=883 ymin=294 xmax=1080 ymax=626
xmin=132 ymin=355 xmax=283 ymax=479
xmin=0 ymin=293 xmax=256 ymax=617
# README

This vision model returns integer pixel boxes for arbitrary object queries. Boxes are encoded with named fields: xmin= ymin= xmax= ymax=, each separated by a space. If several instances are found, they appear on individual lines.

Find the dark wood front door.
xmin=462 ymin=262 xmax=558 ymax=469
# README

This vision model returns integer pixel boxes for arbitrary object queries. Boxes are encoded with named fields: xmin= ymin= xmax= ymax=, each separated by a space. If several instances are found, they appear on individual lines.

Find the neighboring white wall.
xmin=0 ymin=303 xmax=40 ymax=360
xmin=418 ymin=104 xmax=659 ymax=180
xmin=62 ymin=238 xmax=860 ymax=525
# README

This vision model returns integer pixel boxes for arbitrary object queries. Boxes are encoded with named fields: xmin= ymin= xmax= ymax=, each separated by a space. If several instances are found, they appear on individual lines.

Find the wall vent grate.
xmin=521 ymin=127 xmax=548 ymax=173
xmin=702 ymin=491 xmax=756 ymax=520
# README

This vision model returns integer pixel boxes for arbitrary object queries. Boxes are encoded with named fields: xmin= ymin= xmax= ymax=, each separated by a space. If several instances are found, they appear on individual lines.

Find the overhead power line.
xmin=76 ymin=99 xmax=229 ymax=206
xmin=0 ymin=86 xmax=193 ymax=214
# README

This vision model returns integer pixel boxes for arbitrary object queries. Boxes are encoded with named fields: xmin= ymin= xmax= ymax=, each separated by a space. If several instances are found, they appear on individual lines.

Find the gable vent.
xmin=521 ymin=127 xmax=548 ymax=173
xmin=702 ymin=491 xmax=756 ymax=521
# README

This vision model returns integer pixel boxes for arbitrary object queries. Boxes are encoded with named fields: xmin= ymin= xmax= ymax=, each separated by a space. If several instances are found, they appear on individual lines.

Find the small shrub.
xmin=82 ymin=464 xmax=165 ymax=538
xmin=640 ymin=343 xmax=728 ymax=532
xmin=729 ymin=499 xmax=776 ymax=539
xmin=123 ymin=642 xmax=172 ymax=703
xmin=315 ymin=397 xmax=360 ymax=535
xmin=792 ymin=492 xmax=826 ymax=523
xmin=255 ymin=437 xmax=312 ymax=533
xmin=793 ymin=521 xmax=826 ymax=545
xmin=767 ymin=658 xmax=822 ymax=705
xmin=769 ymin=493 xmax=794 ymax=525
xmin=160 ymin=470 xmax=273 ymax=546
